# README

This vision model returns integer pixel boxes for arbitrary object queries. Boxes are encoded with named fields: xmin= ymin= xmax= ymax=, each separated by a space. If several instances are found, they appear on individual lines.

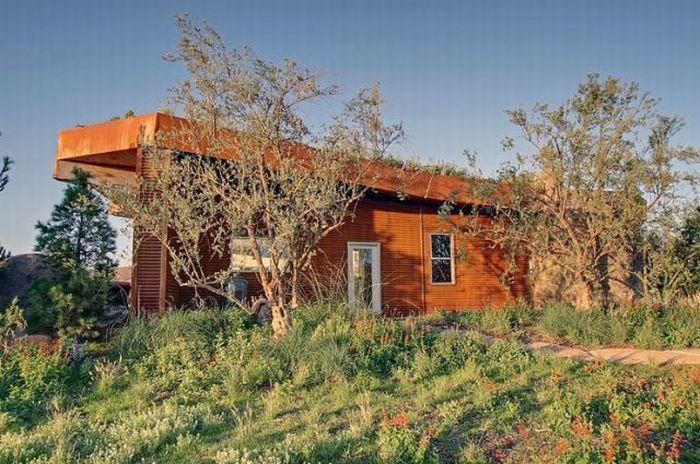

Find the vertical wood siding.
xmin=134 ymin=196 xmax=530 ymax=314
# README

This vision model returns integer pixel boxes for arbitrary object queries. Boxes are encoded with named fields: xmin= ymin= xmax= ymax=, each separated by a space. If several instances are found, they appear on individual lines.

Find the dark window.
xmin=430 ymin=234 xmax=454 ymax=284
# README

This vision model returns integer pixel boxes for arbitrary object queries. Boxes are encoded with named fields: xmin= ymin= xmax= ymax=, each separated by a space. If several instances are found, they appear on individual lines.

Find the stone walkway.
xmin=479 ymin=334 xmax=700 ymax=366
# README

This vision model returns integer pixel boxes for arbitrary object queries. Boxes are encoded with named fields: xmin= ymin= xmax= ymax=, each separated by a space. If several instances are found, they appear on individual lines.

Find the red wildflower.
xmin=517 ymin=422 xmax=529 ymax=440
xmin=554 ymin=438 xmax=569 ymax=456
xmin=602 ymin=431 xmax=619 ymax=463
xmin=387 ymin=411 xmax=409 ymax=429
xmin=667 ymin=433 xmax=682 ymax=460
xmin=571 ymin=416 xmax=592 ymax=436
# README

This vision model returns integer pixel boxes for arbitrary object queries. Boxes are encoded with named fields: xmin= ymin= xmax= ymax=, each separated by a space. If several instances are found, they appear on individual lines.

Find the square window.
xmin=431 ymin=259 xmax=452 ymax=283
xmin=431 ymin=234 xmax=451 ymax=258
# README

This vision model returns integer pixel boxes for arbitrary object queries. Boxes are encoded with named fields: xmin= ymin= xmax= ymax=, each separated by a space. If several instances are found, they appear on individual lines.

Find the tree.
xmin=675 ymin=205 xmax=700 ymax=293
xmin=36 ymin=169 xmax=116 ymax=274
xmin=31 ymin=169 xmax=117 ymax=338
xmin=0 ymin=137 xmax=12 ymax=263
xmin=106 ymin=15 xmax=403 ymax=337
xmin=442 ymin=74 xmax=699 ymax=308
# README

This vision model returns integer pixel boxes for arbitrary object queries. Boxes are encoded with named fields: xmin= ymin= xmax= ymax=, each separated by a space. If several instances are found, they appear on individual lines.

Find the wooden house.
xmin=54 ymin=113 xmax=529 ymax=315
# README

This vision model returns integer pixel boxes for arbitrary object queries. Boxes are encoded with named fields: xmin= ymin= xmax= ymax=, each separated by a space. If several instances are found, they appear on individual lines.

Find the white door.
xmin=347 ymin=242 xmax=381 ymax=312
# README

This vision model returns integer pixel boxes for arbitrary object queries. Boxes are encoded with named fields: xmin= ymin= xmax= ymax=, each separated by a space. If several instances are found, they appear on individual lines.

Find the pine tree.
xmin=0 ymin=155 xmax=12 ymax=264
xmin=30 ymin=169 xmax=117 ymax=338
xmin=35 ymin=168 xmax=116 ymax=275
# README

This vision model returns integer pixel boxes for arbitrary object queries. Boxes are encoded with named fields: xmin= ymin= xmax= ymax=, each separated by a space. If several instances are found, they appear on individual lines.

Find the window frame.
xmin=429 ymin=233 xmax=455 ymax=285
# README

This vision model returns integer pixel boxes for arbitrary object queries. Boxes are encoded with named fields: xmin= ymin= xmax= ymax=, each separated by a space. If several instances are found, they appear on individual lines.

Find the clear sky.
xmin=1 ymin=0 xmax=699 ymax=262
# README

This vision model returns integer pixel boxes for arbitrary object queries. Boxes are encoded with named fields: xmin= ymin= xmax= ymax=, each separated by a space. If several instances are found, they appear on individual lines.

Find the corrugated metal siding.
xmin=167 ymin=232 xmax=266 ymax=308
xmin=309 ymin=199 xmax=530 ymax=313
xmin=132 ymin=148 xmax=166 ymax=313
xmin=135 ymin=196 xmax=530 ymax=314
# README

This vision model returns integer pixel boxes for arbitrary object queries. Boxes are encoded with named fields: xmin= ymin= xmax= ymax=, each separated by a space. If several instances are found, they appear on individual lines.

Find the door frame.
xmin=347 ymin=241 xmax=382 ymax=312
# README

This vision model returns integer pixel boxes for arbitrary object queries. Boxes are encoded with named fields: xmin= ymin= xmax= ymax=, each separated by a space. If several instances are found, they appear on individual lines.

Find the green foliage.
xmin=676 ymin=205 xmax=700 ymax=293
xmin=377 ymin=411 xmax=437 ymax=463
xmin=111 ymin=307 xmax=254 ymax=360
xmin=0 ymin=343 xmax=74 ymax=425
xmin=440 ymin=302 xmax=700 ymax=350
xmin=29 ymin=169 xmax=117 ymax=339
xmin=1 ymin=304 xmax=699 ymax=462
xmin=0 ymin=154 xmax=12 ymax=265
xmin=0 ymin=298 xmax=26 ymax=350
xmin=35 ymin=168 xmax=116 ymax=275
xmin=27 ymin=271 xmax=111 ymax=339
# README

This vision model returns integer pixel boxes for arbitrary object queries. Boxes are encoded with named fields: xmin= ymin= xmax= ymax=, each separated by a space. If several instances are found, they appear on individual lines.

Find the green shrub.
xmin=27 ymin=272 xmax=112 ymax=339
xmin=660 ymin=304 xmax=700 ymax=348
xmin=0 ymin=298 xmax=26 ymax=350
xmin=539 ymin=304 xmax=612 ymax=346
xmin=477 ymin=303 xmax=536 ymax=334
xmin=484 ymin=339 xmax=532 ymax=378
xmin=0 ymin=344 xmax=74 ymax=425
xmin=377 ymin=411 xmax=437 ymax=463
xmin=430 ymin=329 xmax=486 ymax=375
xmin=214 ymin=329 xmax=286 ymax=393
xmin=111 ymin=316 xmax=150 ymax=359
xmin=349 ymin=313 xmax=430 ymax=376
xmin=112 ymin=307 xmax=255 ymax=361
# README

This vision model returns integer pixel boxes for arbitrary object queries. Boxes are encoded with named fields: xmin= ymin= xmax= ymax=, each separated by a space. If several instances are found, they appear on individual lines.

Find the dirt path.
xmin=479 ymin=334 xmax=700 ymax=366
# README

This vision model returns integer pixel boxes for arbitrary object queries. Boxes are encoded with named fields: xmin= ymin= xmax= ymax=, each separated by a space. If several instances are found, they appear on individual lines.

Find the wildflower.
xmin=517 ymin=422 xmax=529 ymax=440
xmin=571 ymin=416 xmax=592 ymax=436
xmin=553 ymin=438 xmax=569 ymax=456
xmin=667 ymin=433 xmax=682 ymax=460
xmin=382 ymin=410 xmax=409 ymax=429
xmin=549 ymin=371 xmax=563 ymax=384
xmin=643 ymin=402 xmax=651 ymax=408
xmin=623 ymin=427 xmax=640 ymax=452
xmin=602 ymin=431 xmax=618 ymax=463
xmin=637 ymin=423 xmax=652 ymax=442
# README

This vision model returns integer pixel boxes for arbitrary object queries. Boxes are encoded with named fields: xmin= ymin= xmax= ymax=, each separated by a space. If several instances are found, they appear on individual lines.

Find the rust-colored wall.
xmin=132 ymin=197 xmax=529 ymax=314
xmin=309 ymin=199 xmax=528 ymax=314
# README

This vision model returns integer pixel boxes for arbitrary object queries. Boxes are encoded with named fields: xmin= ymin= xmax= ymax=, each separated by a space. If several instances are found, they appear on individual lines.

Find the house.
xmin=54 ymin=113 xmax=529 ymax=315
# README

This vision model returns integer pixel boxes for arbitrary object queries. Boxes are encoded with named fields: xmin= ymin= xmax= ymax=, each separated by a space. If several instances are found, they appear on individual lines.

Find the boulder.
xmin=0 ymin=253 xmax=55 ymax=310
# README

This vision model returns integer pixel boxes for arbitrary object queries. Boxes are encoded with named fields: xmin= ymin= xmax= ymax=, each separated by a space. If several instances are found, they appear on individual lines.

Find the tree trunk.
xmin=290 ymin=264 xmax=300 ymax=309
xmin=579 ymin=274 xmax=608 ymax=309
xmin=270 ymin=303 xmax=292 ymax=338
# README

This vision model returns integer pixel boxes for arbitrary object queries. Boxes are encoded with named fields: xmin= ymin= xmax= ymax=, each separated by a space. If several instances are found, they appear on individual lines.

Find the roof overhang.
xmin=54 ymin=112 xmax=509 ymax=207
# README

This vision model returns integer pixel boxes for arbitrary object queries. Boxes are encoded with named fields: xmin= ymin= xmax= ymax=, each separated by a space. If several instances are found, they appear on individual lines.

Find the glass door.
xmin=347 ymin=242 xmax=381 ymax=312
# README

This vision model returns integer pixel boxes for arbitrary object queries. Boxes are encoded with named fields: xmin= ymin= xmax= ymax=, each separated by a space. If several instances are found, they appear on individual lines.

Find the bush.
xmin=0 ymin=298 xmax=26 ymax=350
xmin=377 ymin=411 xmax=437 ymax=463
xmin=27 ymin=272 xmax=112 ymax=339
xmin=537 ymin=304 xmax=700 ymax=349
xmin=112 ymin=307 xmax=255 ymax=361
xmin=430 ymin=329 xmax=486 ymax=375
xmin=0 ymin=343 xmax=74 ymax=425
xmin=539 ymin=304 xmax=612 ymax=346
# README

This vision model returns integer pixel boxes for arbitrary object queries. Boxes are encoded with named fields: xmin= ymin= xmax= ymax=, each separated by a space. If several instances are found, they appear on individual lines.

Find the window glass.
xmin=230 ymin=237 xmax=275 ymax=271
xmin=430 ymin=234 xmax=453 ymax=284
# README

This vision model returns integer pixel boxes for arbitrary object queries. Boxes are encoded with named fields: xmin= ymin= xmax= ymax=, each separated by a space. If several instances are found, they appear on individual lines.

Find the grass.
xmin=0 ymin=303 xmax=699 ymax=463
xmin=425 ymin=301 xmax=700 ymax=350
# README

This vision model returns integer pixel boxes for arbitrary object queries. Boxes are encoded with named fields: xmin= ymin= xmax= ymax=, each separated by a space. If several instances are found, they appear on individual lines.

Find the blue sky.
xmin=1 ymin=0 xmax=699 ymax=261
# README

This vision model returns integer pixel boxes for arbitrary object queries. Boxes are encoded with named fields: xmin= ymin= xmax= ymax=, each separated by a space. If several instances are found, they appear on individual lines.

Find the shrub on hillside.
xmin=444 ymin=302 xmax=700 ymax=349
xmin=0 ymin=343 xmax=74 ymax=425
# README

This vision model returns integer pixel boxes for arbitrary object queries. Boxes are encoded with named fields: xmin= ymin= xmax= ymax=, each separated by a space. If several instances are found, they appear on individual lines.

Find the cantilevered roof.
xmin=55 ymin=112 xmax=508 ymax=206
